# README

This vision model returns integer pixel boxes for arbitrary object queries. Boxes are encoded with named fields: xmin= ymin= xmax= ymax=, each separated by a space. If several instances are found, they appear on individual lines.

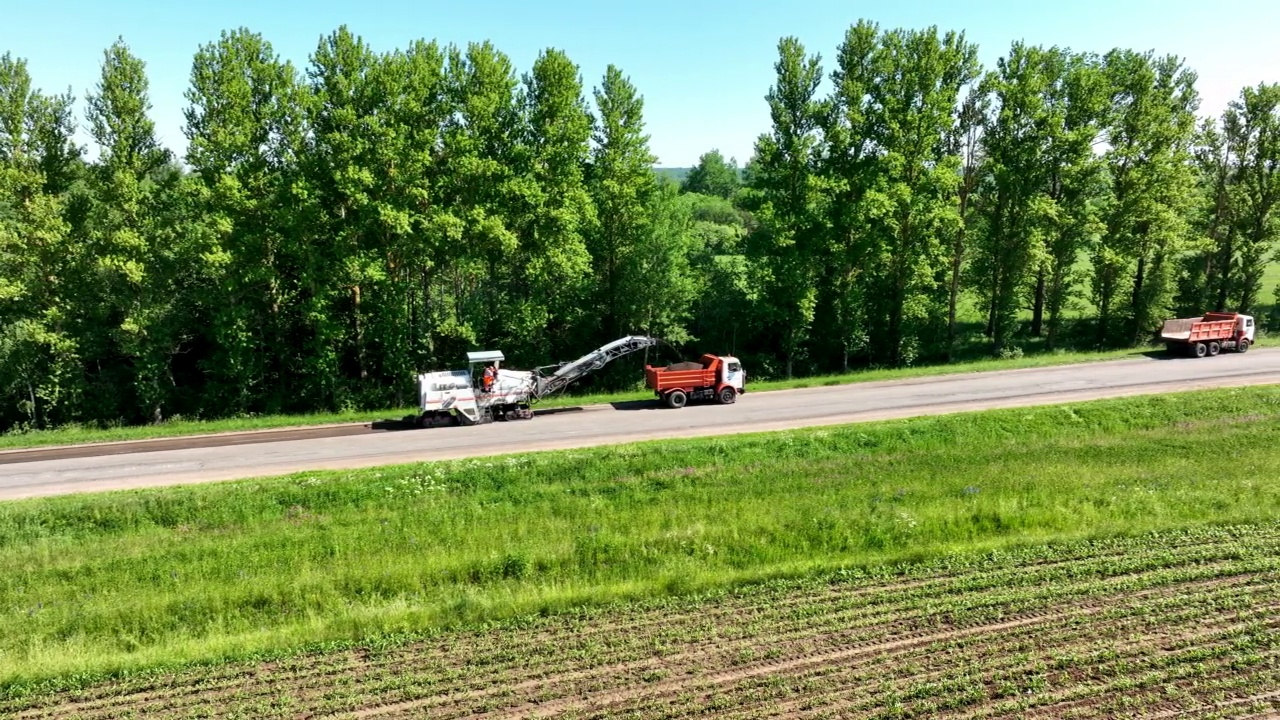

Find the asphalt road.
xmin=3 ymin=349 xmax=1280 ymax=501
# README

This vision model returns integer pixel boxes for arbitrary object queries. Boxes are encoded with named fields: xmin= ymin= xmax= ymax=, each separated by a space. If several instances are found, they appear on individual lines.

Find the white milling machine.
xmin=415 ymin=336 xmax=660 ymax=427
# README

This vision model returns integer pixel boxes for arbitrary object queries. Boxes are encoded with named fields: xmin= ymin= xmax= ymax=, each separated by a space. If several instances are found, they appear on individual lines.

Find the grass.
xmin=8 ymin=523 xmax=1279 ymax=717
xmin=3 ymin=384 xmax=1280 ymax=694
xmin=0 ymin=345 xmax=1165 ymax=450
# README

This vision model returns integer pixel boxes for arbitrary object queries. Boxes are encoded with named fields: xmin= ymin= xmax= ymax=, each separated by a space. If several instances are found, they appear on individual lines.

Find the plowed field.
xmin=7 ymin=523 xmax=1279 ymax=719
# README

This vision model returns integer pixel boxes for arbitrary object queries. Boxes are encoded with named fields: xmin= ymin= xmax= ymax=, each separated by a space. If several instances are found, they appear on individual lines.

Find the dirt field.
xmin=5 ymin=523 xmax=1279 ymax=719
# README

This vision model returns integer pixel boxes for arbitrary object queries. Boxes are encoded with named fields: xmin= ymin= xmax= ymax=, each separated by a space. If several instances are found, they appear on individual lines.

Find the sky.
xmin=3 ymin=0 xmax=1279 ymax=168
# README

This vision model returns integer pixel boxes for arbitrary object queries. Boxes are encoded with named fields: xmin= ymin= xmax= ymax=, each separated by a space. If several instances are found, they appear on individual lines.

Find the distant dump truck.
xmin=1160 ymin=311 xmax=1255 ymax=357
xmin=644 ymin=354 xmax=745 ymax=408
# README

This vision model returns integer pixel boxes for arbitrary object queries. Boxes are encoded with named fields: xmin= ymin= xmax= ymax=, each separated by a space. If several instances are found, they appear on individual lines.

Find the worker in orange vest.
xmin=481 ymin=364 xmax=496 ymax=394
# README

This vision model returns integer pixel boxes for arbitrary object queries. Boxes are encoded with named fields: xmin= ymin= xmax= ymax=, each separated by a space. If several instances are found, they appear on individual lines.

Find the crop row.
xmin=7 ymin=523 xmax=1280 ymax=719
xmin=14 ymin=554 xmax=1274 ymax=717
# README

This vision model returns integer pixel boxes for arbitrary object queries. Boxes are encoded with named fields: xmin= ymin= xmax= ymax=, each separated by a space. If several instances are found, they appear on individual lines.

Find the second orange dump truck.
xmin=1160 ymin=311 xmax=1256 ymax=357
xmin=644 ymin=354 xmax=746 ymax=408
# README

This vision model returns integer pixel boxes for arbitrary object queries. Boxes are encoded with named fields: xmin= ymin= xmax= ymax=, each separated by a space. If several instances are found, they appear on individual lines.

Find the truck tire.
xmin=1208 ymin=341 xmax=1221 ymax=357
xmin=717 ymin=386 xmax=737 ymax=405
xmin=1239 ymin=339 xmax=1250 ymax=353
xmin=1193 ymin=342 xmax=1207 ymax=358
xmin=666 ymin=390 xmax=687 ymax=409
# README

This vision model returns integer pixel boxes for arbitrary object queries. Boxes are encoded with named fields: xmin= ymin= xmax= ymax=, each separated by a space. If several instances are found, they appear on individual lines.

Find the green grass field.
xmin=0 ymin=346 xmax=1159 ymax=450
xmin=9 ymin=523 xmax=1278 ymax=718
xmin=3 ymin=384 xmax=1280 ymax=697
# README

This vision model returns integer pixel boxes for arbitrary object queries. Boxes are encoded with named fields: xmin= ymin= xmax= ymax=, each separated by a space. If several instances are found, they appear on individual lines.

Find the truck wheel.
xmin=717 ymin=386 xmax=737 ymax=405
xmin=1239 ymin=339 xmax=1250 ymax=353
xmin=1193 ymin=342 xmax=1207 ymax=358
xmin=666 ymin=390 xmax=687 ymax=409
xmin=1208 ymin=341 xmax=1220 ymax=357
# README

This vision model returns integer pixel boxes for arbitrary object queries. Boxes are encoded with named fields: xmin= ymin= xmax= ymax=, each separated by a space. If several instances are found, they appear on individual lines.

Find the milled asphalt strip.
xmin=3 ymin=369 xmax=1277 ymax=501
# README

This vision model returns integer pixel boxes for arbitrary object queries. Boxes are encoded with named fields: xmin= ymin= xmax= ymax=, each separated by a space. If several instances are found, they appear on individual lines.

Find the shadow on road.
xmin=371 ymin=417 xmax=420 ymax=431
xmin=609 ymin=400 xmax=661 ymax=411
xmin=534 ymin=407 xmax=585 ymax=417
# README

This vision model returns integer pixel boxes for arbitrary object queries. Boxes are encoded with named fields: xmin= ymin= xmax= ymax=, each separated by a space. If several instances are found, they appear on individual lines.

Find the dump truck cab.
xmin=1238 ymin=314 xmax=1257 ymax=343
xmin=720 ymin=356 xmax=746 ymax=391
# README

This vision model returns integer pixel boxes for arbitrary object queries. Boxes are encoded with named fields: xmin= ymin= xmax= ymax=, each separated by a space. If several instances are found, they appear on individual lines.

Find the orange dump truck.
xmin=1160 ymin=311 xmax=1256 ymax=357
xmin=644 ymin=354 xmax=746 ymax=408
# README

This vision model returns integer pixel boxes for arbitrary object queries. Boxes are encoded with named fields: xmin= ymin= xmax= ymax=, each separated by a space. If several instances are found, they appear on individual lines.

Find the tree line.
xmin=1 ymin=20 xmax=1278 ymax=431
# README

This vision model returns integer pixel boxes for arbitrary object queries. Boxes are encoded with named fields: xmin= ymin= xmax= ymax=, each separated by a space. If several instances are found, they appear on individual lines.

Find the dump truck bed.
xmin=645 ymin=366 xmax=717 ymax=391
xmin=1160 ymin=314 xmax=1237 ymax=343
xmin=645 ymin=354 xmax=720 ymax=392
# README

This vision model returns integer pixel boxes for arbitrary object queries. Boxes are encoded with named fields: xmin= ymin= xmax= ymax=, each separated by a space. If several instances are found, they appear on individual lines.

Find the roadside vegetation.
xmin=3 ymin=385 xmax=1279 ymax=697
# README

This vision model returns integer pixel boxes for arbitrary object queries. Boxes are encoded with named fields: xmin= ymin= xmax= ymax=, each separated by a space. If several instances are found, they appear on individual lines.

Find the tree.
xmin=435 ymin=41 xmax=526 ymax=360
xmin=619 ymin=181 xmax=699 ymax=344
xmin=1040 ymin=52 xmax=1109 ymax=349
xmin=1181 ymin=116 xmax=1236 ymax=314
xmin=862 ymin=26 xmax=980 ymax=364
xmin=1093 ymin=49 xmax=1199 ymax=345
xmin=185 ymin=27 xmax=309 ymax=414
xmin=588 ymin=64 xmax=658 ymax=342
xmin=1227 ymin=83 xmax=1280 ymax=313
xmin=515 ymin=48 xmax=595 ymax=357
xmin=819 ymin=20 xmax=880 ymax=370
xmin=684 ymin=192 xmax=753 ymax=353
xmin=747 ymin=36 xmax=824 ymax=377
xmin=82 ymin=37 xmax=185 ymax=423
xmin=974 ymin=42 xmax=1058 ymax=352
xmin=947 ymin=87 xmax=988 ymax=357
xmin=681 ymin=149 xmax=740 ymax=199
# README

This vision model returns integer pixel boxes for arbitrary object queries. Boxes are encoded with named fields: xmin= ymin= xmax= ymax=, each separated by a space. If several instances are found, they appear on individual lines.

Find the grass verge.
xmin=0 ymin=345 xmax=1159 ymax=450
xmin=2 ymin=384 xmax=1280 ymax=694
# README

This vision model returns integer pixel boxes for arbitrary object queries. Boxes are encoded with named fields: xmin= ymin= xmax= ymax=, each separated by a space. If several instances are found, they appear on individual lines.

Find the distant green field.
xmin=3 ymin=384 xmax=1280 ymax=694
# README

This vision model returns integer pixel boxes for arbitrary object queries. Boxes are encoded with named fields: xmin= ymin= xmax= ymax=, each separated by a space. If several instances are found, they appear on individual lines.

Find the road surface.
xmin=3 ymin=349 xmax=1279 ymax=500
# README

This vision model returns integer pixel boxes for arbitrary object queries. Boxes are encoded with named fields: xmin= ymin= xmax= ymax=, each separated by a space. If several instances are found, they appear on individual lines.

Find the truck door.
xmin=722 ymin=359 xmax=745 ymax=390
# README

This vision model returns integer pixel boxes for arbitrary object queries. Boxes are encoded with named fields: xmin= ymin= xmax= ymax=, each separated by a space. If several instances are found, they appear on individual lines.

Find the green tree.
xmin=515 ymin=48 xmax=595 ymax=357
xmin=1040 ymin=51 xmax=1109 ymax=349
xmin=862 ymin=26 xmax=980 ymax=364
xmin=373 ymin=39 xmax=454 ymax=390
xmin=747 ymin=36 xmax=824 ymax=377
xmin=1228 ymin=83 xmax=1280 ymax=313
xmin=0 ymin=54 xmax=80 ymax=428
xmin=819 ymin=20 xmax=880 ymax=369
xmin=620 ymin=181 xmax=699 ymax=344
xmin=684 ymin=192 xmax=754 ymax=353
xmin=82 ymin=37 xmax=187 ymax=423
xmin=1093 ymin=49 xmax=1199 ymax=345
xmin=184 ymin=27 xmax=308 ymax=414
xmin=681 ymin=149 xmax=740 ymax=199
xmin=974 ymin=42 xmax=1058 ymax=352
xmin=588 ymin=64 xmax=658 ymax=342
xmin=1179 ymin=116 xmax=1234 ymax=314
xmin=434 ymin=41 xmax=526 ymax=360
xmin=946 ymin=88 xmax=988 ymax=357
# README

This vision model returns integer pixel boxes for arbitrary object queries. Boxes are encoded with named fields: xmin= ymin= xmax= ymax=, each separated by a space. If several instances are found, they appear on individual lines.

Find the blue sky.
xmin=3 ymin=0 xmax=1278 ymax=167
